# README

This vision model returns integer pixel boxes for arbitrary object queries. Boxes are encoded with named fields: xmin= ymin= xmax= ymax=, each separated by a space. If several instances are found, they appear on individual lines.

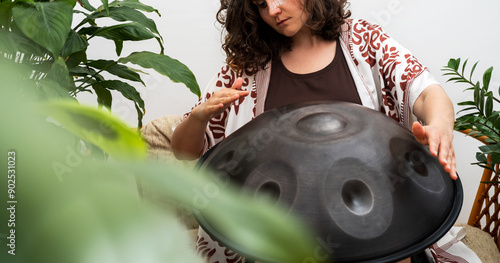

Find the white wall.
xmin=81 ymin=0 xmax=500 ymax=224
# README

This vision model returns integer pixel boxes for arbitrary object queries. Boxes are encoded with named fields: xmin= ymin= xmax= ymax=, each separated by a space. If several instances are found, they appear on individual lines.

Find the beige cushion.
xmin=139 ymin=115 xmax=199 ymax=229
xmin=455 ymin=224 xmax=500 ymax=262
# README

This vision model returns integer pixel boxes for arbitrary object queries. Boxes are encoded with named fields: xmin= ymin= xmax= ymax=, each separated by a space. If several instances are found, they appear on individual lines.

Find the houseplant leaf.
xmin=110 ymin=0 xmax=160 ymax=16
xmin=12 ymin=1 xmax=74 ymax=57
xmin=88 ymin=59 xmax=144 ymax=85
xmin=100 ymin=0 xmax=109 ymax=15
xmin=76 ymin=6 xmax=159 ymax=37
xmin=119 ymin=51 xmax=201 ymax=97
xmin=40 ymin=100 xmax=147 ymax=161
xmin=47 ymin=57 xmax=71 ymax=91
xmin=93 ymin=80 xmax=145 ymax=111
xmin=92 ymin=83 xmax=113 ymax=110
xmin=136 ymin=163 xmax=321 ymax=263
xmin=61 ymin=30 xmax=89 ymax=58
xmin=77 ymin=0 xmax=96 ymax=11
xmin=91 ymin=22 xmax=155 ymax=41
xmin=0 ymin=1 xmax=14 ymax=28
xmin=0 ymin=29 xmax=48 ymax=61
xmin=483 ymin=66 xmax=493 ymax=91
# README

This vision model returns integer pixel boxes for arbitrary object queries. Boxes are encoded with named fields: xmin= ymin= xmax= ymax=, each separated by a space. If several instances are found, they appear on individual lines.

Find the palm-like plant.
xmin=443 ymin=58 xmax=500 ymax=180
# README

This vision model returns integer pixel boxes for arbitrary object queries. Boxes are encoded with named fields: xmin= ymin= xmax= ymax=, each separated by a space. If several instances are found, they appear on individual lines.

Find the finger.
xmin=231 ymin=77 xmax=244 ymax=90
xmin=411 ymin=122 xmax=427 ymax=145
xmin=448 ymin=147 xmax=457 ymax=180
xmin=449 ymin=156 xmax=457 ymax=180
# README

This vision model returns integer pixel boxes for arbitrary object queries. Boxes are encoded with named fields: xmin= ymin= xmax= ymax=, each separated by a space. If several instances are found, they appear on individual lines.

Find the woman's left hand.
xmin=412 ymin=121 xmax=457 ymax=180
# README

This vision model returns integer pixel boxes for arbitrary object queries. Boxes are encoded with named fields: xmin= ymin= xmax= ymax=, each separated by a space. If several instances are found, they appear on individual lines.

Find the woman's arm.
xmin=412 ymin=84 xmax=457 ymax=180
xmin=171 ymin=78 xmax=249 ymax=160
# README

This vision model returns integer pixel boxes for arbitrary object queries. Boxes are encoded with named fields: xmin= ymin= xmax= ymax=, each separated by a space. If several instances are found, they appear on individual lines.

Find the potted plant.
xmin=442 ymin=58 xmax=500 ymax=181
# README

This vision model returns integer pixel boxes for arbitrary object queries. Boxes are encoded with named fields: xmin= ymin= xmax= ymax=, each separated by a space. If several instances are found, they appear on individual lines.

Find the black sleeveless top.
xmin=264 ymin=40 xmax=361 ymax=111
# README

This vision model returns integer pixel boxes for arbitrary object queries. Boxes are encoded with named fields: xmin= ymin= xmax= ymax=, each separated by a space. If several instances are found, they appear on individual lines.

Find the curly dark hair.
xmin=217 ymin=0 xmax=351 ymax=74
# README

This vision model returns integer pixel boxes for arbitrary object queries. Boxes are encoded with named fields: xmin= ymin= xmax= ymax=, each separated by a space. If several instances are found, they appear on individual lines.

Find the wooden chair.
xmin=462 ymin=130 xmax=500 ymax=250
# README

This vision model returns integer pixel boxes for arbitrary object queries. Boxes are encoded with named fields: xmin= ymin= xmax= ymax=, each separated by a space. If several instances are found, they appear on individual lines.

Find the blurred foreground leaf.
xmin=0 ymin=60 xmax=321 ymax=263
xmin=41 ymin=100 xmax=148 ymax=161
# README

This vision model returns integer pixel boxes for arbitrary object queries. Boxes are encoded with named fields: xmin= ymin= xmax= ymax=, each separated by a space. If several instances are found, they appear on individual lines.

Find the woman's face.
xmin=251 ymin=0 xmax=309 ymax=38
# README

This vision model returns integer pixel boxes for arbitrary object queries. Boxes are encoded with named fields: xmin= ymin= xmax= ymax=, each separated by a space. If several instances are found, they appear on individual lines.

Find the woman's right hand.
xmin=190 ymin=77 xmax=250 ymax=123
xmin=171 ymin=77 xmax=249 ymax=160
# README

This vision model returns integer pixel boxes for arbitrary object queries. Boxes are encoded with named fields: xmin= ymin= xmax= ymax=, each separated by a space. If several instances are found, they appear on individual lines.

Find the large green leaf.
xmin=92 ymin=80 xmax=145 ymax=127
xmin=88 ymin=59 xmax=144 ymax=85
xmin=110 ymin=0 xmax=160 ymax=16
xmin=135 ymin=164 xmax=321 ymax=263
xmin=94 ymin=80 xmax=144 ymax=110
xmin=47 ymin=56 xmax=71 ymax=91
xmin=61 ymin=30 xmax=89 ymax=58
xmin=92 ymin=83 xmax=113 ymax=110
xmin=77 ymin=0 xmax=96 ymax=11
xmin=41 ymin=100 xmax=147 ymax=160
xmin=76 ymin=6 xmax=160 ymax=36
xmin=119 ymin=51 xmax=201 ymax=97
xmin=1 ymin=60 xmax=321 ymax=263
xmin=0 ymin=1 xmax=14 ymax=28
xmin=91 ymin=22 xmax=155 ymax=41
xmin=483 ymin=66 xmax=493 ymax=91
xmin=100 ymin=0 xmax=109 ymax=15
xmin=12 ymin=1 xmax=73 ymax=57
xmin=0 ymin=29 xmax=48 ymax=61
xmin=65 ymin=48 xmax=87 ymax=70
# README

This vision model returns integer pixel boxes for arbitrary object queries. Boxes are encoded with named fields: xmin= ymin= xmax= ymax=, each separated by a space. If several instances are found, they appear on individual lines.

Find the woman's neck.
xmin=281 ymin=33 xmax=337 ymax=74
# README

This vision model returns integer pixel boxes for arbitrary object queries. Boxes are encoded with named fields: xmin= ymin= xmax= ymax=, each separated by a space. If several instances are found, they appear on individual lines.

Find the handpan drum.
xmin=195 ymin=102 xmax=463 ymax=263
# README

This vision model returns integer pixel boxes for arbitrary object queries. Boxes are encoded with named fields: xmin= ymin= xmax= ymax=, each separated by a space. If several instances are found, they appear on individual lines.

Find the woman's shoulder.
xmin=345 ymin=18 xmax=386 ymax=33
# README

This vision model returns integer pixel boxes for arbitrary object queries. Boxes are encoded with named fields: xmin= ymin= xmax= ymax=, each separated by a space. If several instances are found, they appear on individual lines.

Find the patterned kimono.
xmin=190 ymin=19 xmax=440 ymax=262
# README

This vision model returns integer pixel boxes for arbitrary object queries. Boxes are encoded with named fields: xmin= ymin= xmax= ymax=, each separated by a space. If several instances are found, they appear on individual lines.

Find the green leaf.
xmin=0 ymin=29 xmax=48 ymax=60
xmin=78 ymin=26 xmax=99 ymax=36
xmin=456 ymin=106 xmax=478 ymax=115
xmin=114 ymin=39 xmax=123 ymax=56
xmin=100 ymin=0 xmax=109 ymax=15
xmin=77 ymin=0 xmax=96 ymax=11
xmin=447 ymin=58 xmax=459 ymax=71
xmin=47 ymin=56 xmax=71 ymax=91
xmin=136 ymin=164 xmax=320 ymax=263
xmin=494 ymin=114 xmax=500 ymax=131
xmin=476 ymin=152 xmax=488 ymax=163
xmin=446 ymin=77 xmax=467 ymax=83
xmin=93 ymin=79 xmax=145 ymax=112
xmin=485 ymin=92 xmax=493 ymax=118
xmin=41 ymin=100 xmax=147 ymax=160
xmin=479 ymin=89 xmax=485 ymax=116
xmin=92 ymin=83 xmax=112 ymax=110
xmin=457 ymin=101 xmax=476 ymax=106
xmin=76 ymin=6 xmax=160 ymax=37
xmin=0 ymin=2 xmax=14 ymax=28
xmin=461 ymin=58 xmax=468 ymax=77
xmin=470 ymin=61 xmax=479 ymax=80
xmin=483 ymin=66 xmax=493 ymax=91
xmin=109 ymin=0 xmax=160 ymax=16
xmin=38 ymin=78 xmax=73 ymax=99
xmin=65 ymin=48 xmax=87 ymax=70
xmin=88 ymin=59 xmax=144 ymax=85
xmin=61 ymin=30 xmax=89 ymax=58
xmin=12 ymin=1 xmax=73 ymax=57
xmin=119 ymin=51 xmax=200 ymax=97
xmin=91 ymin=22 xmax=155 ymax=41
xmin=134 ymin=103 xmax=144 ymax=130
xmin=474 ymin=82 xmax=480 ymax=108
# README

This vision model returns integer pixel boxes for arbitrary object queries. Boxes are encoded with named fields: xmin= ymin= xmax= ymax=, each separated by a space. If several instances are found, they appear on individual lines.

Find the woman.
xmin=172 ymin=0 xmax=456 ymax=261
